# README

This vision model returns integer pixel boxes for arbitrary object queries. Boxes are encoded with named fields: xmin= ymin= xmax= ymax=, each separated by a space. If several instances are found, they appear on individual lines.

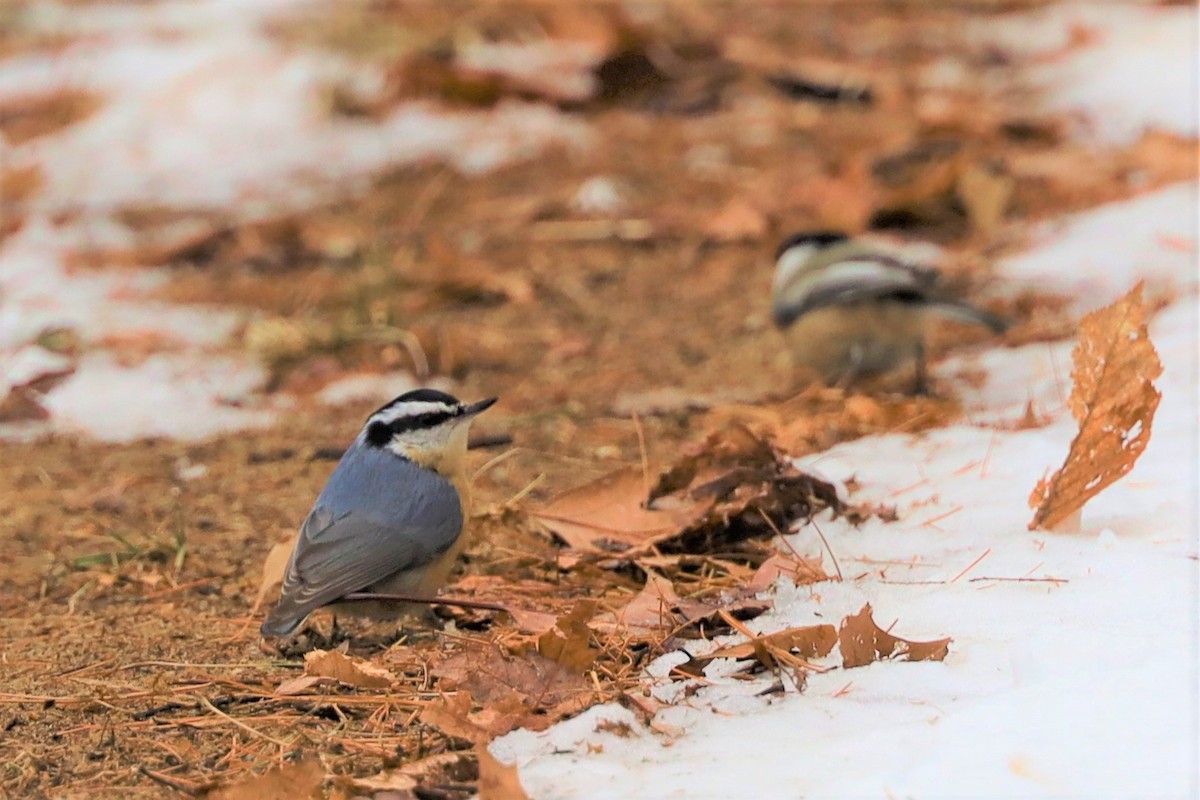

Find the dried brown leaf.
xmin=747 ymin=553 xmax=831 ymax=592
xmin=422 ymin=691 xmax=490 ymax=745
xmin=538 ymin=599 xmax=600 ymax=671
xmin=838 ymin=604 xmax=950 ymax=668
xmin=477 ymin=744 xmax=529 ymax=800
xmin=208 ymin=760 xmax=324 ymax=800
xmin=532 ymin=467 xmax=707 ymax=553
xmin=1029 ymin=282 xmax=1163 ymax=531
xmin=303 ymin=649 xmax=396 ymax=689
xmin=255 ymin=540 xmax=293 ymax=609
xmin=694 ymin=624 xmax=837 ymax=664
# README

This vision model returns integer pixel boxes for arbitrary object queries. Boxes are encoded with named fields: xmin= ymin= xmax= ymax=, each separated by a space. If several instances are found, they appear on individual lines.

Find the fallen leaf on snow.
xmin=838 ymin=604 xmax=950 ymax=668
xmin=304 ymin=649 xmax=396 ymax=689
xmin=477 ymin=743 xmax=530 ymax=800
xmin=1028 ymin=282 xmax=1163 ymax=532
xmin=746 ymin=552 xmax=830 ymax=592
xmin=694 ymin=623 xmax=837 ymax=665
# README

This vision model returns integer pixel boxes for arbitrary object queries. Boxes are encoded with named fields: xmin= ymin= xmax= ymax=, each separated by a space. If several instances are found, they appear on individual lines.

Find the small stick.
xmin=468 ymin=433 xmax=514 ymax=451
xmin=339 ymin=592 xmax=511 ymax=614
xmin=809 ymin=516 xmax=843 ymax=582
xmin=138 ymin=766 xmax=210 ymax=796
xmin=950 ymin=548 xmax=991 ymax=583
xmin=968 ymin=576 xmax=1068 ymax=584
xmin=198 ymin=696 xmax=290 ymax=749
xmin=631 ymin=410 xmax=651 ymax=501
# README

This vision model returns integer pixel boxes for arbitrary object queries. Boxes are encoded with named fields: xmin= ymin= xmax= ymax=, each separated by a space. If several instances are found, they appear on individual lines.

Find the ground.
xmin=0 ymin=1 xmax=1195 ymax=798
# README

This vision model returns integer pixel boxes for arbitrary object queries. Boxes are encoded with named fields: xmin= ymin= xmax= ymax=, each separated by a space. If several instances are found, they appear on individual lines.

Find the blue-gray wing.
xmin=261 ymin=447 xmax=463 ymax=635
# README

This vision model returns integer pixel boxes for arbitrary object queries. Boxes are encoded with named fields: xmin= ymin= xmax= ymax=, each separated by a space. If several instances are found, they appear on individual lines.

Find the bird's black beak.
xmin=462 ymin=397 xmax=498 ymax=417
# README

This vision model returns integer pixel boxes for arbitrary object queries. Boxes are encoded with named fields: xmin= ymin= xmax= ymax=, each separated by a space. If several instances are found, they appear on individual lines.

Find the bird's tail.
xmin=927 ymin=300 xmax=1010 ymax=333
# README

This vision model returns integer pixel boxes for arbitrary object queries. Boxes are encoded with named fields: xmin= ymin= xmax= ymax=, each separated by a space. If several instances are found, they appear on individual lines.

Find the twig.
xmin=138 ymin=766 xmax=210 ymax=796
xmin=503 ymin=473 xmax=545 ymax=507
xmin=950 ymin=548 xmax=992 ymax=583
xmin=808 ymin=516 xmax=843 ymax=582
xmin=467 ymin=433 xmax=515 ymax=451
xmin=968 ymin=576 xmax=1068 ymax=584
xmin=472 ymin=446 xmax=520 ymax=480
xmin=631 ymin=410 xmax=651 ymax=501
xmin=198 ymin=696 xmax=291 ymax=749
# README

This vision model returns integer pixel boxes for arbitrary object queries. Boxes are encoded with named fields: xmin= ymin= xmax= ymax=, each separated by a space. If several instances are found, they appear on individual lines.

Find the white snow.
xmin=0 ymin=0 xmax=588 ymax=441
xmin=493 ymin=4 xmax=1200 ymax=796
xmin=982 ymin=3 xmax=1199 ymax=144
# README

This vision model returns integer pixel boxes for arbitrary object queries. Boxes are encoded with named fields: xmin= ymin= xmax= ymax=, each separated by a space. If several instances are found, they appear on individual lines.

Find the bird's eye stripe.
xmin=364 ymin=408 xmax=460 ymax=447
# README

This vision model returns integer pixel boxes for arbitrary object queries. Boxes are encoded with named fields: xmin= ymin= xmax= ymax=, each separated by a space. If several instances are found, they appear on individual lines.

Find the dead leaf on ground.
xmin=477 ymin=743 xmax=530 ymax=800
xmin=592 ymin=572 xmax=693 ymax=636
xmin=532 ymin=425 xmax=842 ymax=561
xmin=255 ymin=540 xmax=293 ymax=611
xmin=422 ymin=691 xmax=491 ymax=745
xmin=304 ymin=649 xmax=397 ymax=689
xmin=695 ymin=623 xmax=837 ymax=665
xmin=538 ymin=599 xmax=600 ymax=671
xmin=1028 ymin=282 xmax=1163 ymax=532
xmin=433 ymin=645 xmax=595 ymax=734
xmin=207 ymin=760 xmax=324 ymax=800
xmin=746 ymin=552 xmax=830 ymax=592
xmin=838 ymin=604 xmax=951 ymax=668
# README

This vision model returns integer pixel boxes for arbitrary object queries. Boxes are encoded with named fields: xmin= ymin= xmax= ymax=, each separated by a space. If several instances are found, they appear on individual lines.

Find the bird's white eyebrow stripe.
xmin=369 ymin=401 xmax=460 ymax=426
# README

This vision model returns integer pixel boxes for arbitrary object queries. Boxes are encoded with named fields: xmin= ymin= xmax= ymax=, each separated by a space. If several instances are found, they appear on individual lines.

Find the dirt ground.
xmin=0 ymin=2 xmax=1193 ymax=797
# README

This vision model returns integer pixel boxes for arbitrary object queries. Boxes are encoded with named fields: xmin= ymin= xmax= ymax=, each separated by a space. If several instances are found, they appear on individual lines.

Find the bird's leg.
xmin=836 ymin=344 xmax=866 ymax=390
xmin=911 ymin=341 xmax=931 ymax=396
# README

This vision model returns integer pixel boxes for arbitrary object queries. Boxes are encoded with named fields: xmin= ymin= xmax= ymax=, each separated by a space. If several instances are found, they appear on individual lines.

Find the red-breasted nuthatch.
xmin=261 ymin=389 xmax=496 ymax=637
xmin=771 ymin=231 xmax=1008 ymax=392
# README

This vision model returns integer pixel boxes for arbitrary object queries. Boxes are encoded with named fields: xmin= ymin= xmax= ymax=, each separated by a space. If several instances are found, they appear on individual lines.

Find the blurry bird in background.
xmin=771 ymin=231 xmax=1009 ymax=393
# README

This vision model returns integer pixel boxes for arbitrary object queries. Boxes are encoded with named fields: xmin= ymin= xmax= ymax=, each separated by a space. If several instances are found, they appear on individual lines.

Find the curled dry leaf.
xmin=532 ymin=425 xmax=842 ymax=560
xmin=477 ymin=743 xmax=530 ymax=800
xmin=838 ymin=604 xmax=950 ymax=669
xmin=255 ymin=540 xmax=293 ymax=611
xmin=303 ymin=649 xmax=396 ymax=689
xmin=1029 ymin=282 xmax=1163 ymax=532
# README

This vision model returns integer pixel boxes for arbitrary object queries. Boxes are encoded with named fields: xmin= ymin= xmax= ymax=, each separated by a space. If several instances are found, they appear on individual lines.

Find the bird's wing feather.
xmin=262 ymin=453 xmax=463 ymax=635
xmin=772 ymin=253 xmax=939 ymax=326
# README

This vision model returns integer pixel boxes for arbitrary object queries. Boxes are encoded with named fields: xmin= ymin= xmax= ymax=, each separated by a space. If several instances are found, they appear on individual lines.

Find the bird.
xmin=261 ymin=388 xmax=496 ymax=637
xmin=770 ymin=230 xmax=1008 ymax=392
